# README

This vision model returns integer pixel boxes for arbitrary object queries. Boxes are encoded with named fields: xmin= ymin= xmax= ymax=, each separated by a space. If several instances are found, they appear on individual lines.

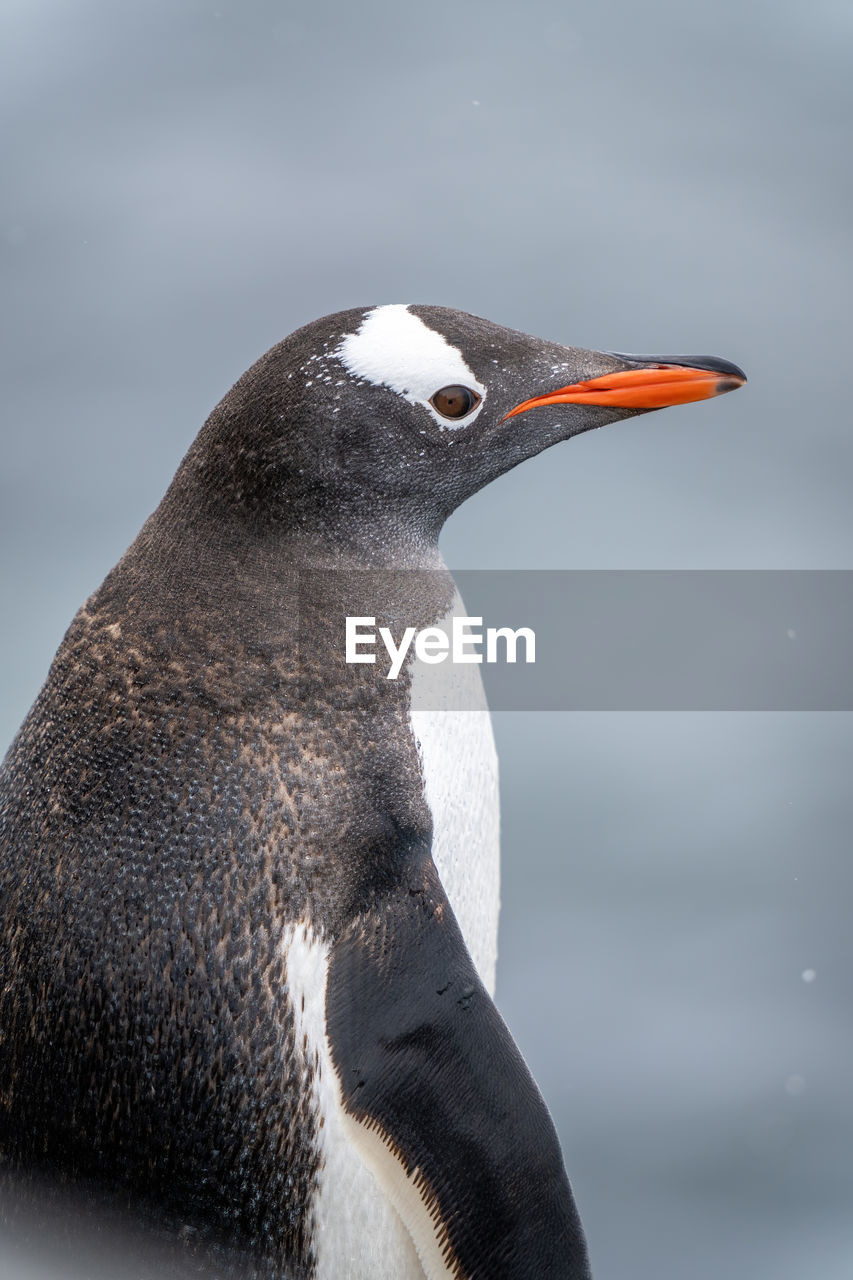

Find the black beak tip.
xmin=609 ymin=351 xmax=747 ymax=384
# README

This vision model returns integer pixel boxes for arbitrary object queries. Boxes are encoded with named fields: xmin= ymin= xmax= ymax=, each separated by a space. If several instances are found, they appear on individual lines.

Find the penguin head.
xmin=175 ymin=304 xmax=745 ymax=557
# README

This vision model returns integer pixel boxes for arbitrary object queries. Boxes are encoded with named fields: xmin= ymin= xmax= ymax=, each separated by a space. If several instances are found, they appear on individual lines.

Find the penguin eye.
xmin=429 ymin=385 xmax=482 ymax=420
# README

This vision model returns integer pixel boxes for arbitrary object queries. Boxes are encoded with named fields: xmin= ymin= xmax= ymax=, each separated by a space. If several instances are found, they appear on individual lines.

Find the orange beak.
xmin=502 ymin=358 xmax=746 ymax=421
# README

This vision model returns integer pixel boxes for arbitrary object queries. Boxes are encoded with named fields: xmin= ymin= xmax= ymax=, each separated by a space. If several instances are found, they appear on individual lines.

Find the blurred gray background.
xmin=1 ymin=0 xmax=851 ymax=1277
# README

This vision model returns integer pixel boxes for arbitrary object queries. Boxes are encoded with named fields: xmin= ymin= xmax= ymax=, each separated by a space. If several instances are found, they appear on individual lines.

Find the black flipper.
xmin=325 ymin=855 xmax=591 ymax=1280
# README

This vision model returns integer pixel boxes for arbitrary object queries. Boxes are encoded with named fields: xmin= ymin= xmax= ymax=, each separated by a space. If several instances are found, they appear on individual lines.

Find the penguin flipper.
xmin=325 ymin=855 xmax=591 ymax=1280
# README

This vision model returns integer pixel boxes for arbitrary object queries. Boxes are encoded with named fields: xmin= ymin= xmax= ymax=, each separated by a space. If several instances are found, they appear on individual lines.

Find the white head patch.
xmin=336 ymin=304 xmax=486 ymax=429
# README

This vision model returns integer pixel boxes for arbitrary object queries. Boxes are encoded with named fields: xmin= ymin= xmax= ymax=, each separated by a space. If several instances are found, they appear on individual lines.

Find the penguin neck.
xmin=96 ymin=501 xmax=457 ymax=691
xmin=156 ymin=461 xmax=450 ymax=572
xmin=269 ymin=514 xmax=447 ymax=572
xmin=161 ymin=501 xmax=447 ymax=573
xmin=116 ymin=500 xmax=451 ymax=638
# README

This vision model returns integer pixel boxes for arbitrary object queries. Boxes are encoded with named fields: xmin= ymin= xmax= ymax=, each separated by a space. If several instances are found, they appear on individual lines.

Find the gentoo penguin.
xmin=0 ymin=305 xmax=745 ymax=1278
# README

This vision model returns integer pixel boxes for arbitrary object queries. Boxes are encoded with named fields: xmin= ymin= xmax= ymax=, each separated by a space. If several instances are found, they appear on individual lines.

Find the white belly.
xmin=408 ymin=606 xmax=501 ymax=997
